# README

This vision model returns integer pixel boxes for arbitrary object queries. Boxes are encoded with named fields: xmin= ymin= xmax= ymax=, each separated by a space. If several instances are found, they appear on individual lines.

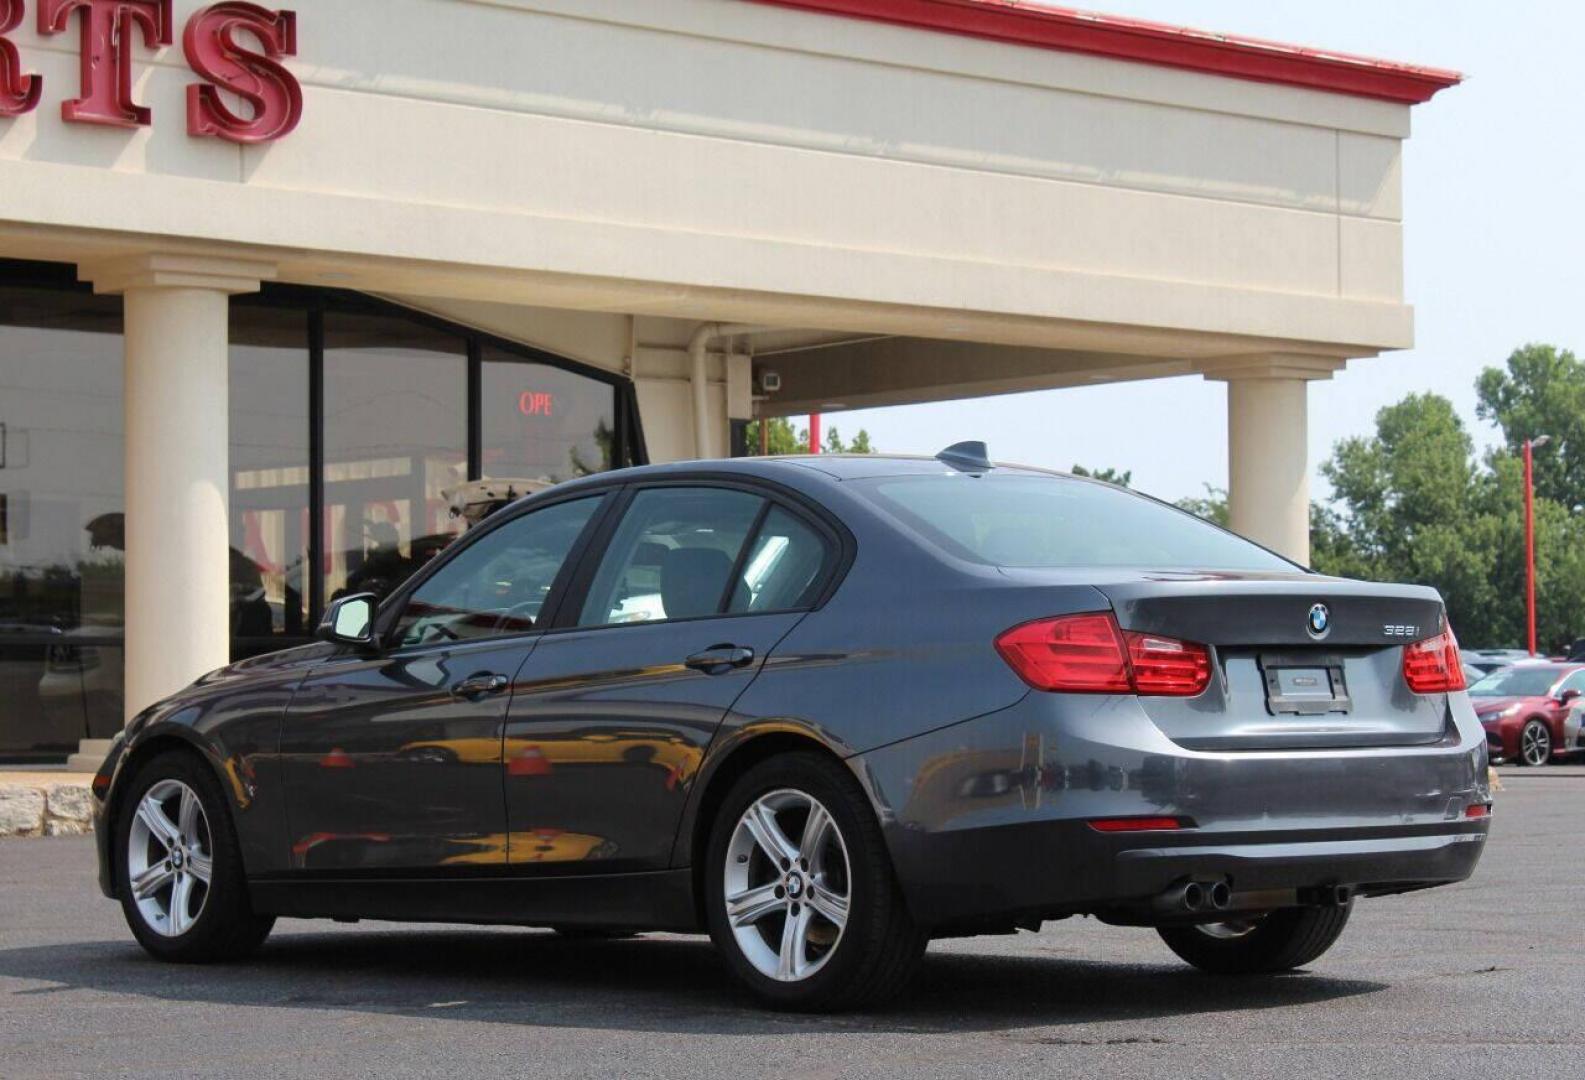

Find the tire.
xmin=704 ymin=752 xmax=926 ymax=1011
xmin=1518 ymin=719 xmax=1552 ymax=767
xmin=115 ymin=748 xmax=275 ymax=963
xmin=1157 ymin=903 xmax=1352 ymax=975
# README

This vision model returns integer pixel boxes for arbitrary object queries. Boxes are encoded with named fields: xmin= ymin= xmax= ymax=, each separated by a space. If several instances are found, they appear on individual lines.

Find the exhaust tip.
xmin=1331 ymin=885 xmax=1354 ymax=907
xmin=1209 ymin=880 xmax=1232 ymax=910
xmin=1182 ymin=882 xmax=1205 ymax=912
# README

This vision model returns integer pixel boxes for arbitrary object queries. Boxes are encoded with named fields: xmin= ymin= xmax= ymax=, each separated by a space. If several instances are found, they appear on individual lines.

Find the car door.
xmin=279 ymin=493 xmax=608 ymax=873
xmin=502 ymin=483 xmax=840 ymax=872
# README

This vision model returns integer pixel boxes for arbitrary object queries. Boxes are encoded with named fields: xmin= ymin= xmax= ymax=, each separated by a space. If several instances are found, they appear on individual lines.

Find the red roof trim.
xmin=747 ymin=0 xmax=1462 ymax=104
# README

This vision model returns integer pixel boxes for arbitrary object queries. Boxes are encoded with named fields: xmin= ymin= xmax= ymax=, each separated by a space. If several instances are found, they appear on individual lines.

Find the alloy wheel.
xmin=723 ymin=788 xmax=851 ymax=982
xmin=127 ymin=779 xmax=214 ymax=937
xmin=1521 ymin=721 xmax=1551 ymax=767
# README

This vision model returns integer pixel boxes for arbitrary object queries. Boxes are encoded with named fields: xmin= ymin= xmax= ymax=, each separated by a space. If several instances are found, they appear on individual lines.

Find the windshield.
xmin=1468 ymin=667 xmax=1565 ymax=698
xmin=857 ymin=473 xmax=1296 ymax=571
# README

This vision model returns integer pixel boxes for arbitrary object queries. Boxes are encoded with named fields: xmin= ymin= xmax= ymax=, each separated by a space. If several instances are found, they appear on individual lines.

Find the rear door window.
xmin=577 ymin=487 xmax=764 ymax=626
xmin=727 ymin=506 xmax=833 ymax=614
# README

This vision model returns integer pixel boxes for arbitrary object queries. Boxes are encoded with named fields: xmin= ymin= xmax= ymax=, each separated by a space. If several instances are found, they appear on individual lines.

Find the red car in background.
xmin=1469 ymin=663 xmax=1585 ymax=766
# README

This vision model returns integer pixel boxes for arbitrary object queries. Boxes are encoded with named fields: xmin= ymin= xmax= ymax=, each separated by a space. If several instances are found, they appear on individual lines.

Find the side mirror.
xmin=1560 ymin=688 xmax=1581 ymax=705
xmin=318 ymin=594 xmax=378 ymax=648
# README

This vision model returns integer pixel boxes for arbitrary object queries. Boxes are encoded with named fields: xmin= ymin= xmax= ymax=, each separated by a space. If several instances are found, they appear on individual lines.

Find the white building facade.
xmin=0 ymin=0 xmax=1457 ymax=764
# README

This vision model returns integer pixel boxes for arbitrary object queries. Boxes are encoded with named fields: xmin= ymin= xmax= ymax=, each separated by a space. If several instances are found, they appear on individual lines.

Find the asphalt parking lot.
xmin=1 ymin=767 xmax=1580 ymax=1080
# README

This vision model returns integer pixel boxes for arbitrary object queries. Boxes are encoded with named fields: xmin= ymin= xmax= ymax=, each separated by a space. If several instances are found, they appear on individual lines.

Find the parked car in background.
xmin=1564 ymin=697 xmax=1585 ymax=758
xmin=1463 ymin=649 xmax=1532 ymax=677
xmin=1469 ymin=662 xmax=1585 ymax=766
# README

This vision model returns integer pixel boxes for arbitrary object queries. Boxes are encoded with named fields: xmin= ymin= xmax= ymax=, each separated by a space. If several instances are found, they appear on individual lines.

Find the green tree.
xmin=1175 ymin=484 xmax=1228 ymax=527
xmin=1071 ymin=464 xmax=1132 ymax=487
xmin=1316 ymin=389 xmax=1585 ymax=651
xmin=744 ymin=418 xmax=875 ymax=456
xmin=1475 ymin=344 xmax=1585 ymax=507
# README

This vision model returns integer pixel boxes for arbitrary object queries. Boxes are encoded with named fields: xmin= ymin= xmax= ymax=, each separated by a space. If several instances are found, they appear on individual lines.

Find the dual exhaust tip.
xmin=1166 ymin=878 xmax=1232 ymax=914
xmin=1156 ymin=879 xmax=1355 ymax=916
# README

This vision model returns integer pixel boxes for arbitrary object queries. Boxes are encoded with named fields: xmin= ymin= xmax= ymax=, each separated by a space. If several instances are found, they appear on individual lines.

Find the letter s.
xmin=185 ymin=2 xmax=300 ymax=144
xmin=0 ymin=0 xmax=42 ymax=118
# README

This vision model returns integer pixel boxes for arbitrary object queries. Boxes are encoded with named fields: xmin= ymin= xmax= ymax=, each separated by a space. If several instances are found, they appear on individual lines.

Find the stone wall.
xmin=0 ymin=780 xmax=94 ymax=838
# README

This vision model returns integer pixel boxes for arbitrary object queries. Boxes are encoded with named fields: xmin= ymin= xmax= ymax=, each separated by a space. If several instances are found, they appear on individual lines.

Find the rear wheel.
xmin=116 ymin=749 xmax=275 ymax=963
xmin=705 ymin=752 xmax=926 ymax=1011
xmin=1519 ymin=719 xmax=1552 ymax=766
xmin=1157 ymin=903 xmax=1352 ymax=975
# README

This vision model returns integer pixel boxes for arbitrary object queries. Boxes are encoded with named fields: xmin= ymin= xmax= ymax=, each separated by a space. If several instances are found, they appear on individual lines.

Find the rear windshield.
xmin=857 ymin=473 xmax=1296 ymax=571
xmin=1469 ymin=667 xmax=1564 ymax=697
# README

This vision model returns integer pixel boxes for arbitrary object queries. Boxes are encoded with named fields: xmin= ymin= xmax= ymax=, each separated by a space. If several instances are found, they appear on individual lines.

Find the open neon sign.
xmin=518 ymin=392 xmax=556 ymax=419
xmin=0 ymin=1 xmax=301 ymax=144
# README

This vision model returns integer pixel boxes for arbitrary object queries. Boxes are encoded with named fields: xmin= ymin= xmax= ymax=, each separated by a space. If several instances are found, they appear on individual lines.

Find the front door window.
xmin=392 ymin=496 xmax=602 ymax=646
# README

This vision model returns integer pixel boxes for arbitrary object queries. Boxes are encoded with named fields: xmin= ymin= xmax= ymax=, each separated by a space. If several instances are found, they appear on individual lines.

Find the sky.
xmin=825 ymin=0 xmax=1585 ymax=505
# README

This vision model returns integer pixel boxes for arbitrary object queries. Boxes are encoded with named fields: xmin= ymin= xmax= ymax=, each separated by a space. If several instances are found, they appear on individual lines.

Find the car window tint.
xmin=392 ymin=497 xmax=599 ymax=646
xmin=579 ymin=488 xmax=763 ymax=626
xmin=1468 ymin=666 xmax=1566 ymax=697
xmin=727 ymin=507 xmax=830 ymax=614
xmin=858 ymin=474 xmax=1295 ymax=572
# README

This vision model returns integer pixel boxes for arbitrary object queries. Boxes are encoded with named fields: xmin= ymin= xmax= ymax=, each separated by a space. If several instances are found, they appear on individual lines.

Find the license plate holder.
xmin=1259 ymin=653 xmax=1351 ymax=716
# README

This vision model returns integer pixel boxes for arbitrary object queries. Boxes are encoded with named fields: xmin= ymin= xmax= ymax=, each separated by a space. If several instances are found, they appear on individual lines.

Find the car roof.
xmin=553 ymin=454 xmax=1074 ymax=490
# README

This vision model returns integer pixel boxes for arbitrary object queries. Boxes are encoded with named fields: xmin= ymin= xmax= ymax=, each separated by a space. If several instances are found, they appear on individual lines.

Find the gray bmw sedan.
xmin=90 ymin=444 xmax=1490 ymax=1011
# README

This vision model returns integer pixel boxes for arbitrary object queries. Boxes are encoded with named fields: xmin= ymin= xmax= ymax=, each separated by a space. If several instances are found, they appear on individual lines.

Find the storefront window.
xmin=323 ymin=311 xmax=468 ymax=605
xmin=481 ymin=346 xmax=616 ymax=482
xmin=0 ymin=265 xmax=634 ymax=760
xmin=0 ymin=283 xmax=126 ymax=759
xmin=230 ymin=304 xmax=312 ymax=656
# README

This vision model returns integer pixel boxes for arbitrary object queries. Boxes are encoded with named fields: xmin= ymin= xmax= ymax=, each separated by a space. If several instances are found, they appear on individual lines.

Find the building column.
xmin=1204 ymin=355 xmax=1346 ymax=565
xmin=67 ymin=255 xmax=274 ymax=771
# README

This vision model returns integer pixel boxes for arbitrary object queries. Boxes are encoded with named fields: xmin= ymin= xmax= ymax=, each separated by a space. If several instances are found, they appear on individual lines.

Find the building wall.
xmin=0 ymin=0 xmax=1412 ymax=355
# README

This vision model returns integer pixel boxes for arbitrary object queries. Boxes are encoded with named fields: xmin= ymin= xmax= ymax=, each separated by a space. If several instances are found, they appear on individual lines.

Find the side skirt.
xmin=249 ymin=868 xmax=700 ymax=932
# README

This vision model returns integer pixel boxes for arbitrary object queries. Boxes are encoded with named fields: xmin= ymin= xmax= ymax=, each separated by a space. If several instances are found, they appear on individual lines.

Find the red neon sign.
xmin=518 ymin=392 xmax=556 ymax=418
xmin=0 ymin=0 xmax=300 ymax=140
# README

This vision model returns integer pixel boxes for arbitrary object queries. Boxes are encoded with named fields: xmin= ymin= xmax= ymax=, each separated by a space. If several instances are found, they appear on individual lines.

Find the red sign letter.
xmin=38 ymin=0 xmax=172 ymax=127
xmin=0 ymin=0 xmax=42 ymax=117
xmin=184 ymin=3 xmax=299 ymax=144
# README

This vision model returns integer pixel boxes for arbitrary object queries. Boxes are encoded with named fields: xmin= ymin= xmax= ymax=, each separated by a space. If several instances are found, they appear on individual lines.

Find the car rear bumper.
xmin=853 ymin=691 xmax=1491 ymax=929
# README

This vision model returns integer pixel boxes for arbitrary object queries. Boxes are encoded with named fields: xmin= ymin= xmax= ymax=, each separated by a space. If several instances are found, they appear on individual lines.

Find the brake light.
xmin=995 ymin=612 xmax=1211 ymax=697
xmin=1087 ymin=816 xmax=1189 ymax=833
xmin=1402 ymin=626 xmax=1466 ymax=694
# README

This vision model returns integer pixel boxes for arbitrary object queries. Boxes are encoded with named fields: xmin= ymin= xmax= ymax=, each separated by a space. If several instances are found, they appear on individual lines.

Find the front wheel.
xmin=704 ymin=752 xmax=926 ymax=1011
xmin=1157 ymin=903 xmax=1352 ymax=975
xmin=1518 ymin=719 xmax=1552 ymax=767
xmin=116 ymin=749 xmax=275 ymax=963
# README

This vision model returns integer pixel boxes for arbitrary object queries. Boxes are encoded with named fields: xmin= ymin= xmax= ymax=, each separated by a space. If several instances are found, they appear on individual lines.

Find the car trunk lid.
xmin=1001 ymin=568 xmax=1452 ymax=751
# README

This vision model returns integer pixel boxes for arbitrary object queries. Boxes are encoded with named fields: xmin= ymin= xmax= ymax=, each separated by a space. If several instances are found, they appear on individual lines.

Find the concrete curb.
xmin=0 ymin=775 xmax=96 ymax=838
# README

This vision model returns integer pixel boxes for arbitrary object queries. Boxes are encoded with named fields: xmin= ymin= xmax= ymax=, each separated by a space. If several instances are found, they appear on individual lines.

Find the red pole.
xmin=1525 ymin=439 xmax=1537 ymax=656
xmin=809 ymin=412 xmax=821 ymax=455
xmin=758 ymin=417 xmax=769 ymax=455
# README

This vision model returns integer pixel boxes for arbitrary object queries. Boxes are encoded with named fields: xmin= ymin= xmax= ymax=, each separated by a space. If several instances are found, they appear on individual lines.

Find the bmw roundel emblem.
xmin=1307 ymin=603 xmax=1331 ymax=639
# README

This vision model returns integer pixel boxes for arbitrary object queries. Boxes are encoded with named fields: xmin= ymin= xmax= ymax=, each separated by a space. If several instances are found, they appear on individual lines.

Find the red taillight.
xmin=995 ymin=612 xmax=1211 ymax=697
xmin=1402 ymin=626 xmax=1466 ymax=694
xmin=1127 ymin=632 xmax=1214 ymax=696
xmin=1465 ymin=803 xmax=1491 ymax=819
xmin=1087 ymin=816 xmax=1188 ymax=833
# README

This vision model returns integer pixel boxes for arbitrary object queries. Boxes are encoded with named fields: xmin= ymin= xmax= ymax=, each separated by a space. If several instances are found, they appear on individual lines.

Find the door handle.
xmin=453 ymin=672 xmax=510 ymax=699
xmin=685 ymin=645 xmax=756 ymax=674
